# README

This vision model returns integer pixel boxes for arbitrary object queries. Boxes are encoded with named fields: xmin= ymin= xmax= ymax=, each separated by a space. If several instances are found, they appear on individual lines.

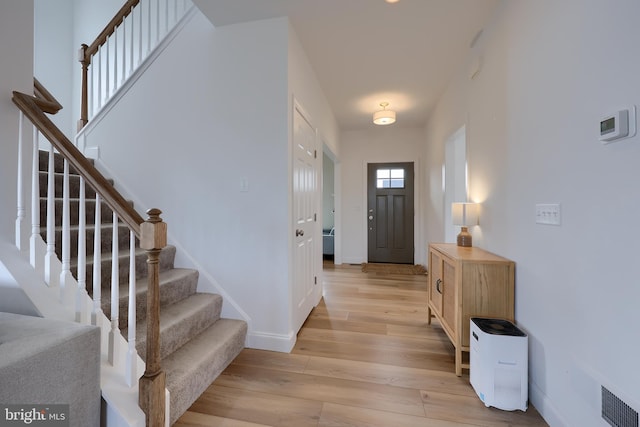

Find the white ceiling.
xmin=194 ymin=0 xmax=500 ymax=130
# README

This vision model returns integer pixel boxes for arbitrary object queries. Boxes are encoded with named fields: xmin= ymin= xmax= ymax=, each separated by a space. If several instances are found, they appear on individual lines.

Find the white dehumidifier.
xmin=470 ymin=317 xmax=528 ymax=411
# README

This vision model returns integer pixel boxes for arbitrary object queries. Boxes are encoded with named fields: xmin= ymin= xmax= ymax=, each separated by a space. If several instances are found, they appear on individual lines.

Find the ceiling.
xmin=194 ymin=0 xmax=500 ymax=130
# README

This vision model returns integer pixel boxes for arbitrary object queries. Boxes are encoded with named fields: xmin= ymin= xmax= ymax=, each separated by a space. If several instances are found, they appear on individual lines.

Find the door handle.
xmin=296 ymin=229 xmax=304 ymax=237
xmin=436 ymin=279 xmax=442 ymax=294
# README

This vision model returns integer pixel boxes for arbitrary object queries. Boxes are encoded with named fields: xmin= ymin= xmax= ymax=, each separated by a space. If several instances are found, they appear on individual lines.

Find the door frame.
xmin=361 ymin=158 xmax=420 ymax=264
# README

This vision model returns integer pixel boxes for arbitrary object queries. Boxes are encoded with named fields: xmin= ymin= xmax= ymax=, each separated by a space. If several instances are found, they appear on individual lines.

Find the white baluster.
xmin=97 ymin=46 xmax=103 ymax=110
xmin=60 ymin=159 xmax=73 ymax=295
xmin=105 ymin=35 xmax=110 ymax=102
xmin=16 ymin=112 xmax=25 ymax=250
xmin=164 ymin=0 xmax=169 ymax=35
xmin=125 ymin=229 xmax=137 ymax=387
xmin=139 ymin=0 xmax=143 ymax=64
xmin=89 ymin=60 xmax=94 ymax=120
xmin=121 ymin=18 xmax=127 ymax=84
xmin=156 ymin=0 xmax=160 ymax=44
xmin=76 ymin=176 xmax=87 ymax=323
xmin=108 ymin=211 xmax=120 ymax=366
xmin=174 ymin=0 xmax=178 ymax=26
xmin=113 ymin=28 xmax=118 ymax=96
xmin=129 ymin=5 xmax=135 ymax=76
xmin=148 ymin=0 xmax=152 ymax=54
xmin=30 ymin=129 xmax=41 ymax=271
xmin=44 ymin=144 xmax=59 ymax=287
xmin=92 ymin=193 xmax=103 ymax=326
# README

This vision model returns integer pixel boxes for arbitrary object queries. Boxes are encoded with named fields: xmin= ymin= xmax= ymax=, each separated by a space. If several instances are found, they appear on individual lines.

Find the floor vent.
xmin=602 ymin=386 xmax=638 ymax=427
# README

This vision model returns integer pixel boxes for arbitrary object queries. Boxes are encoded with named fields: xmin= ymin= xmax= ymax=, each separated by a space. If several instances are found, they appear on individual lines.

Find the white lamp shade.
xmin=452 ymin=202 xmax=479 ymax=226
xmin=373 ymin=109 xmax=396 ymax=125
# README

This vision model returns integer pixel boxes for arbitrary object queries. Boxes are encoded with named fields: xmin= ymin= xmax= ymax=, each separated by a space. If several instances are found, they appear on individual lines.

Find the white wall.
xmin=341 ymin=126 xmax=425 ymax=265
xmin=424 ymin=1 xmax=640 ymax=425
xmin=287 ymin=23 xmax=339 ymax=159
xmin=0 ymin=0 xmax=35 ymax=313
xmin=34 ymin=0 xmax=74 ymax=138
xmin=81 ymin=12 xmax=293 ymax=350
xmin=0 ymin=1 xmax=34 ymax=243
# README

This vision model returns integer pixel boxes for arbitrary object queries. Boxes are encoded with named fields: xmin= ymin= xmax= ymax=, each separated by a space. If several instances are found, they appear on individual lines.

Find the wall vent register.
xmin=602 ymin=386 xmax=639 ymax=427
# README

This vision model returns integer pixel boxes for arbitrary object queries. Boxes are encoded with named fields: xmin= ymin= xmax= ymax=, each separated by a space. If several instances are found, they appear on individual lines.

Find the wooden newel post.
xmin=78 ymin=43 xmax=89 ymax=131
xmin=139 ymin=208 xmax=167 ymax=427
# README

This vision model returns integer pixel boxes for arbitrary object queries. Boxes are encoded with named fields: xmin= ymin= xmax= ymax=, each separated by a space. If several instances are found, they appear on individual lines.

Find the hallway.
xmin=176 ymin=264 xmax=547 ymax=426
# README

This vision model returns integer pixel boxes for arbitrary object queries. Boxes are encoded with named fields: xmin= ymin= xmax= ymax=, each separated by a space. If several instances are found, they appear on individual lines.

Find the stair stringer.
xmin=1 ymin=241 xmax=154 ymax=427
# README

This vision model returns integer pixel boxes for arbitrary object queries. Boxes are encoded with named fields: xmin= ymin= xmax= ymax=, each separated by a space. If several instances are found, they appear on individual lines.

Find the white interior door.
xmin=292 ymin=103 xmax=319 ymax=334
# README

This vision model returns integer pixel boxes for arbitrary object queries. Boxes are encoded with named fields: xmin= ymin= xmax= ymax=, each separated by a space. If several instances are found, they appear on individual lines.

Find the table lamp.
xmin=452 ymin=202 xmax=479 ymax=247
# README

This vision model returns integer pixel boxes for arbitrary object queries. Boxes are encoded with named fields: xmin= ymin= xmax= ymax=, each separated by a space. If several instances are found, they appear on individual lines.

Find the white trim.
xmin=247 ymin=330 xmax=296 ymax=353
xmin=529 ymin=379 xmax=568 ymax=427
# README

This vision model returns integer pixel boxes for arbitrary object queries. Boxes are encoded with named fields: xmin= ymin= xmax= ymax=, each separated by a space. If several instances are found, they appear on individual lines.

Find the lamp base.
xmin=457 ymin=227 xmax=473 ymax=247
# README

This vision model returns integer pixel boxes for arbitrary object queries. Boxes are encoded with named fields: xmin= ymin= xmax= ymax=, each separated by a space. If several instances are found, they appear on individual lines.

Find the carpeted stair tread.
xmin=42 ymin=223 xmax=133 ymax=260
xmin=39 ymin=171 xmax=113 ymax=198
xmin=163 ymin=318 xmax=247 ymax=425
xmin=40 ymin=197 xmax=133 ymax=227
xmin=100 ymin=267 xmax=199 ymax=328
xmin=72 ymin=245 xmax=176 ymax=290
xmin=127 ymin=293 xmax=222 ymax=361
xmin=39 ymin=150 xmax=94 ymax=175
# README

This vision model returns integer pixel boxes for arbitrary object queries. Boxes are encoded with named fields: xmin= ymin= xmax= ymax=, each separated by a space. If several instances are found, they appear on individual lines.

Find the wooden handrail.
xmin=33 ymin=78 xmax=63 ymax=114
xmin=83 ymin=0 xmax=140 ymax=60
xmin=78 ymin=0 xmax=140 ymax=130
xmin=12 ymin=91 xmax=143 ymax=236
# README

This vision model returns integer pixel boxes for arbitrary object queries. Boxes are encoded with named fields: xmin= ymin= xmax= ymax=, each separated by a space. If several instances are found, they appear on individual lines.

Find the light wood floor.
xmin=175 ymin=263 xmax=548 ymax=427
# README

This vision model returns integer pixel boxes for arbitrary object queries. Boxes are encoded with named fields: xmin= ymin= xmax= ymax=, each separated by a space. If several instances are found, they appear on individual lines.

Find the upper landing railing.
xmin=78 ymin=0 xmax=193 ymax=130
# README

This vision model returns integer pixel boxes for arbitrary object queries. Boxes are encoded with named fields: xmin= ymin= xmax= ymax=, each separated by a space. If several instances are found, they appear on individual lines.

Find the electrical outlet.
xmin=535 ymin=204 xmax=561 ymax=225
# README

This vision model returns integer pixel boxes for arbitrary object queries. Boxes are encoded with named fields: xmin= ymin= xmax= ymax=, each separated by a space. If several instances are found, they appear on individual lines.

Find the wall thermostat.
xmin=600 ymin=106 xmax=636 ymax=143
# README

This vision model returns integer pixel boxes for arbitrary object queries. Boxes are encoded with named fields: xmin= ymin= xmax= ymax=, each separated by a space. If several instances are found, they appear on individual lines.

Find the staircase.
xmin=38 ymin=150 xmax=247 ymax=425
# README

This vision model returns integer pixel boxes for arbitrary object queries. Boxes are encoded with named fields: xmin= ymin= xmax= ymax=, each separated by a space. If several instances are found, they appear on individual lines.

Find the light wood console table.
xmin=427 ymin=243 xmax=515 ymax=376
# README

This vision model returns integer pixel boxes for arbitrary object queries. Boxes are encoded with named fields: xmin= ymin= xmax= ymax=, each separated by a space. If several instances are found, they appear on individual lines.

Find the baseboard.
xmin=529 ymin=378 xmax=569 ymax=427
xmin=246 ymin=330 xmax=296 ymax=353
xmin=340 ymin=257 xmax=364 ymax=265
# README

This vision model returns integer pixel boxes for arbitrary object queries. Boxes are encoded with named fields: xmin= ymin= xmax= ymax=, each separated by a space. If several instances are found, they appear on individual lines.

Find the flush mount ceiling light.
xmin=373 ymin=102 xmax=396 ymax=125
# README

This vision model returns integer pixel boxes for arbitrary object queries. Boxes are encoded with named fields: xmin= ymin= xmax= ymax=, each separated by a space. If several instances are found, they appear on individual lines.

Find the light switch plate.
xmin=536 ymin=204 xmax=561 ymax=225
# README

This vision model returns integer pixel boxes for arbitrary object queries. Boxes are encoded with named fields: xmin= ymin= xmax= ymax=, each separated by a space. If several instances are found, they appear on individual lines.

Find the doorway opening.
xmin=322 ymin=152 xmax=335 ymax=264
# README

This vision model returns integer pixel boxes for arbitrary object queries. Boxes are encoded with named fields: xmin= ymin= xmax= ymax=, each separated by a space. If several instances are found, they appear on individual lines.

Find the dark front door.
xmin=367 ymin=162 xmax=414 ymax=264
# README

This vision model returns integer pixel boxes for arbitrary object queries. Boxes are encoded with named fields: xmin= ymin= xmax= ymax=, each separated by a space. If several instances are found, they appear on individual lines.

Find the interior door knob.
xmin=296 ymin=229 xmax=304 ymax=237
